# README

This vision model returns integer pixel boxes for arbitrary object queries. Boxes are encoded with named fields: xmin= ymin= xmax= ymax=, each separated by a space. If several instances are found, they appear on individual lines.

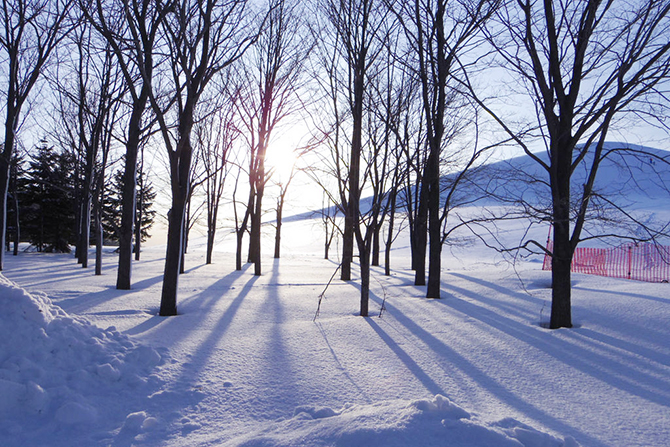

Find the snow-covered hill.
xmin=462 ymin=142 xmax=670 ymax=207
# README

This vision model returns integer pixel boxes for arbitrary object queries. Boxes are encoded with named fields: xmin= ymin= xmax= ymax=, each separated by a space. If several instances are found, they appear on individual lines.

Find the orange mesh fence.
xmin=542 ymin=242 xmax=670 ymax=283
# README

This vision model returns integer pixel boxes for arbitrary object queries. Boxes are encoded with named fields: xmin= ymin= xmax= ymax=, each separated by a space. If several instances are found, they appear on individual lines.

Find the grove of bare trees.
xmin=1 ymin=0 xmax=668 ymax=327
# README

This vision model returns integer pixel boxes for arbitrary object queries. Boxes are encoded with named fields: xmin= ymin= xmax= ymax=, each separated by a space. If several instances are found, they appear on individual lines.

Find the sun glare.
xmin=266 ymin=144 xmax=298 ymax=184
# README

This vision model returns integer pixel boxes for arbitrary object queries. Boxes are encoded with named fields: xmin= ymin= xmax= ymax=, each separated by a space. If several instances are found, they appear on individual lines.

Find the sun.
xmin=266 ymin=144 xmax=298 ymax=184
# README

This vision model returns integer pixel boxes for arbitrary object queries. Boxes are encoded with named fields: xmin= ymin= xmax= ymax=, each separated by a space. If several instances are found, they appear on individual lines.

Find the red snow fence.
xmin=543 ymin=242 xmax=670 ymax=283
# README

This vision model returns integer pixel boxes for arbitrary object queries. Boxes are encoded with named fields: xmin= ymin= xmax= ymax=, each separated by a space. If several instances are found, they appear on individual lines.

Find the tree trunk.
xmin=384 ymin=192 xmax=396 ymax=276
xmin=134 ymin=178 xmax=143 ymax=261
xmin=74 ymin=167 xmax=82 ymax=264
xmin=252 ymin=179 xmax=264 ymax=275
xmin=0 ymin=157 xmax=9 ymax=270
xmin=426 ymin=149 xmax=441 ymax=298
xmin=0 ymin=108 xmax=21 ymax=269
xmin=180 ymin=197 xmax=190 ymax=274
xmin=549 ymin=153 xmax=573 ymax=328
xmin=341 ymin=214 xmax=353 ymax=279
xmin=550 ymin=235 xmax=573 ymax=329
xmin=160 ymin=134 xmax=192 ymax=315
xmin=247 ymin=204 xmax=257 ymax=264
xmin=12 ymin=184 xmax=19 ymax=257
xmin=116 ymin=150 xmax=137 ymax=288
xmin=95 ymin=201 xmax=103 ymax=276
xmin=80 ymin=197 xmax=91 ymax=268
xmin=250 ymin=127 xmax=267 ymax=274
xmin=371 ymin=221 xmax=380 ymax=266
xmin=206 ymin=200 xmax=218 ymax=265
xmin=274 ymin=197 xmax=283 ymax=258
xmin=413 ymin=179 xmax=428 ymax=285
xmin=236 ymin=199 xmax=251 ymax=271
xmin=324 ymin=217 xmax=332 ymax=260
xmin=344 ymin=59 xmax=365 ymax=282
xmin=79 ymin=141 xmax=96 ymax=268
xmin=359 ymin=242 xmax=370 ymax=317
xmin=206 ymin=229 xmax=215 ymax=264
xmin=160 ymin=202 xmax=185 ymax=316
xmin=236 ymin=229 xmax=244 ymax=270
xmin=116 ymin=81 xmax=150 ymax=289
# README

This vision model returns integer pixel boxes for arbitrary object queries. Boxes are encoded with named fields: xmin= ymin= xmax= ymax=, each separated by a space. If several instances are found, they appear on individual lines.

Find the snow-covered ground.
xmin=1 ymin=216 xmax=669 ymax=447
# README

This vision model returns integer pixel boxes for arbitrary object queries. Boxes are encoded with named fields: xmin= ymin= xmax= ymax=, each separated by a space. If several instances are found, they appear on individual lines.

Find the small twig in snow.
xmin=374 ymin=275 xmax=388 ymax=318
xmin=314 ymin=263 xmax=341 ymax=322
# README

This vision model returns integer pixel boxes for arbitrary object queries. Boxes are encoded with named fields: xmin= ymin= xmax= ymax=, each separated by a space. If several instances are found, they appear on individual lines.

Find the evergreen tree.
xmin=102 ymin=168 xmax=156 ymax=247
xmin=22 ymin=141 xmax=76 ymax=252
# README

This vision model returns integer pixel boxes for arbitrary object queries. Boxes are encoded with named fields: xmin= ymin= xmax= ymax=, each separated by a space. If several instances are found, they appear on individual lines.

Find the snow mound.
xmin=0 ymin=274 xmax=166 ymax=442
xmin=227 ymin=395 xmax=579 ymax=447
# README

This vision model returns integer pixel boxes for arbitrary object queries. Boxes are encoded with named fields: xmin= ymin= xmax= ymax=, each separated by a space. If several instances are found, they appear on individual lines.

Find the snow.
xmin=1 ymin=209 xmax=669 ymax=446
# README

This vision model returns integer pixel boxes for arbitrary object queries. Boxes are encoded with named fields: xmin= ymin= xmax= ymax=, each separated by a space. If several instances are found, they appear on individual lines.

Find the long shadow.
xmin=447 ymin=272 xmax=545 ymax=304
xmin=131 ymin=273 xmax=165 ymax=290
xmin=440 ymin=281 xmax=670 ymax=408
xmin=567 ymin=327 xmax=670 ymax=370
xmin=56 ymin=289 xmax=139 ymax=315
xmin=315 ymin=322 xmax=371 ymax=403
xmin=441 ymin=280 xmax=545 ymax=325
xmin=51 ymin=268 xmax=163 ymax=315
xmin=178 ymin=264 xmax=250 ymax=311
xmin=252 ymin=259 xmax=302 ymax=417
xmin=124 ymin=313 xmax=166 ymax=336
xmin=6 ymin=266 xmax=96 ymax=288
xmin=365 ymin=318 xmax=446 ymax=397
xmin=183 ymin=262 xmax=208 ymax=274
xmin=367 ymin=292 xmax=610 ymax=447
xmin=451 ymin=273 xmax=670 ymax=362
xmin=125 ymin=265 xmax=253 ymax=344
xmin=172 ymin=274 xmax=260 ymax=383
xmin=574 ymin=285 xmax=670 ymax=305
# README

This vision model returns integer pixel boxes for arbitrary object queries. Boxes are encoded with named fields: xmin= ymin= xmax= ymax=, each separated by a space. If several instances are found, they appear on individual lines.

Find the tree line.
xmin=5 ymin=141 xmax=156 ymax=258
xmin=1 ymin=0 xmax=669 ymax=329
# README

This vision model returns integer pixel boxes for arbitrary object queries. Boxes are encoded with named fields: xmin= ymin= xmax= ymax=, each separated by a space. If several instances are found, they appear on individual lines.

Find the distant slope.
xmin=282 ymin=142 xmax=670 ymax=222
xmin=463 ymin=142 xmax=670 ymax=208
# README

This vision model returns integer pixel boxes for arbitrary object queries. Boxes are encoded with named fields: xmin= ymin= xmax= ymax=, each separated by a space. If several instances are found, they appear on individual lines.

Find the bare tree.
xmin=51 ymin=22 xmax=124 ymax=270
xmin=231 ymin=154 xmax=252 ymax=271
xmin=312 ymin=0 xmax=399 ymax=315
xmin=133 ymin=142 xmax=155 ymax=261
xmin=236 ymin=0 xmax=309 ymax=276
xmin=464 ymin=0 xmax=670 ymax=328
xmin=392 ymin=0 xmax=498 ymax=298
xmin=270 ymin=154 xmax=299 ymax=259
xmin=147 ymin=0 xmax=255 ymax=316
xmin=0 ymin=0 xmax=73 ymax=270
xmin=93 ymin=101 xmax=121 ymax=275
xmin=321 ymin=0 xmax=388 ymax=284
xmin=84 ymin=0 xmax=167 ymax=289
xmin=320 ymin=194 xmax=340 ymax=260
xmin=198 ymin=100 xmax=237 ymax=265
xmin=368 ymin=31 xmax=412 ymax=272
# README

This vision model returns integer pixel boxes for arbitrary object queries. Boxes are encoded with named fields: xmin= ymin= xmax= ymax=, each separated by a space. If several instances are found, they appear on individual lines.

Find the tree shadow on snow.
xmin=367 ymin=291 xmax=610 ymax=447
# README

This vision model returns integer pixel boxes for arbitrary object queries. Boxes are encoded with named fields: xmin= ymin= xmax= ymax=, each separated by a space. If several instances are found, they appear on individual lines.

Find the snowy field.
xmin=1 ymin=216 xmax=669 ymax=447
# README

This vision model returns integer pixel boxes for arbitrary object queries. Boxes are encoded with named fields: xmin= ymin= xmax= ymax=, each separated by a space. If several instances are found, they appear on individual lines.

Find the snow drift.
xmin=0 ymin=271 xmax=584 ymax=447
xmin=228 ymin=395 xmax=579 ymax=447
xmin=0 ymin=274 xmax=166 ymax=445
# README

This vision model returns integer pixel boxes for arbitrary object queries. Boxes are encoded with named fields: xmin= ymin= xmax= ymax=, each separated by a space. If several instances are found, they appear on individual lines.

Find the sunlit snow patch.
xmin=227 ymin=394 xmax=579 ymax=447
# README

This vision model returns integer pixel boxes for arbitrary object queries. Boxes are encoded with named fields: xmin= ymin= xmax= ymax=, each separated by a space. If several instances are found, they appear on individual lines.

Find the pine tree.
xmin=135 ymin=170 xmax=156 ymax=246
xmin=102 ymin=168 xmax=156 ymax=247
xmin=22 ymin=141 xmax=76 ymax=252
